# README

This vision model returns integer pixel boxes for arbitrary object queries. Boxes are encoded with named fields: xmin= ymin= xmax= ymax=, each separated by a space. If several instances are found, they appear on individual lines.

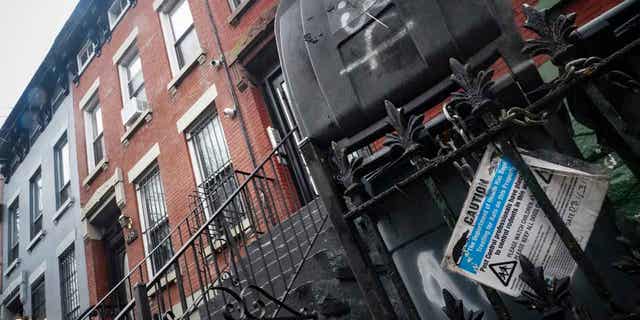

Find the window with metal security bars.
xmin=187 ymin=115 xmax=251 ymax=238
xmin=7 ymin=199 xmax=19 ymax=265
xmin=54 ymin=133 xmax=72 ymax=207
xmin=30 ymin=169 xmax=44 ymax=239
xmin=59 ymin=246 xmax=80 ymax=320
xmin=136 ymin=165 xmax=173 ymax=274
xmin=31 ymin=276 xmax=46 ymax=320
xmin=189 ymin=114 xmax=231 ymax=181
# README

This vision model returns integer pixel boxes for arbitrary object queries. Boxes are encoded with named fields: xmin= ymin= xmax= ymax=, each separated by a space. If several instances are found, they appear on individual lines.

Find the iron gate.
xmin=286 ymin=2 xmax=640 ymax=320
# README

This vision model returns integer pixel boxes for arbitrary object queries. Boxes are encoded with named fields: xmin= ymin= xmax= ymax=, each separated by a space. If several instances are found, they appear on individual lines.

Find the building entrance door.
xmin=104 ymin=222 xmax=129 ymax=316
xmin=265 ymin=69 xmax=318 ymax=205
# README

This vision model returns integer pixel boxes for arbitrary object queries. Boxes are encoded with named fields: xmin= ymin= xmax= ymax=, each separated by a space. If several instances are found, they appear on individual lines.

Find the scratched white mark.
xmin=338 ymin=0 xmax=387 ymax=32
xmin=339 ymin=20 xmax=414 ymax=76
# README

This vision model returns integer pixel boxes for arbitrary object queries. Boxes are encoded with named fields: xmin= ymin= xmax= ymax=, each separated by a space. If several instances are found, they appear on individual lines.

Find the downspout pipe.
xmin=204 ymin=0 xmax=258 ymax=167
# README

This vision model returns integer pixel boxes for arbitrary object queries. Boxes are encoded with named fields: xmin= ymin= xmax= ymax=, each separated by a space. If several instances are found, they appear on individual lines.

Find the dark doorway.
xmin=92 ymin=199 xmax=130 ymax=317
xmin=243 ymin=39 xmax=318 ymax=206
xmin=264 ymin=68 xmax=318 ymax=205
xmin=104 ymin=221 xmax=129 ymax=313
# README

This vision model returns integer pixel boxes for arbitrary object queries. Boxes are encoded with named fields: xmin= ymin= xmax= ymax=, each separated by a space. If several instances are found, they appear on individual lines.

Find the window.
xmin=159 ymin=0 xmax=201 ymax=74
xmin=187 ymin=115 xmax=247 ymax=232
xmin=188 ymin=115 xmax=230 ymax=181
xmin=228 ymin=0 xmax=243 ymax=11
xmin=76 ymin=40 xmax=96 ymax=72
xmin=108 ymin=0 xmax=131 ymax=28
xmin=30 ymin=169 xmax=43 ymax=239
xmin=119 ymin=49 xmax=147 ymax=102
xmin=54 ymin=133 xmax=72 ymax=207
xmin=7 ymin=199 xmax=19 ymax=265
xmin=59 ymin=246 xmax=80 ymax=320
xmin=31 ymin=276 xmax=46 ymax=320
xmin=84 ymin=99 xmax=105 ymax=169
xmin=137 ymin=165 xmax=173 ymax=274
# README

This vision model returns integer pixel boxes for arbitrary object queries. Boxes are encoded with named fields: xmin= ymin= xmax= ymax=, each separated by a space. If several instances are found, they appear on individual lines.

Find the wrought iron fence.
xmin=327 ymin=5 xmax=640 ymax=320
xmin=79 ymin=128 xmax=324 ymax=320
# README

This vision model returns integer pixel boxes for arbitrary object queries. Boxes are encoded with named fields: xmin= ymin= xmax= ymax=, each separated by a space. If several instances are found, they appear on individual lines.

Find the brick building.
xmin=61 ymin=0 xmax=315 ymax=316
xmin=0 ymin=0 xmax=627 ymax=319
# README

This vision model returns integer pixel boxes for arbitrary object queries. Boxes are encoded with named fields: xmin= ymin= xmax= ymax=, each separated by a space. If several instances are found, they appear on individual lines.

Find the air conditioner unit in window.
xmin=121 ymin=98 xmax=149 ymax=126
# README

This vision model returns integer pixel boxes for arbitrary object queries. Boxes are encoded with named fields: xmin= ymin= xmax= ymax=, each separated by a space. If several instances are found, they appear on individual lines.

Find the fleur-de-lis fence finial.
xmin=449 ymin=58 xmax=496 ymax=116
xmin=383 ymin=100 xmax=425 ymax=153
xmin=442 ymin=289 xmax=485 ymax=320
xmin=515 ymin=255 xmax=587 ymax=320
xmin=332 ymin=141 xmax=363 ymax=190
xmin=521 ymin=4 xmax=577 ymax=64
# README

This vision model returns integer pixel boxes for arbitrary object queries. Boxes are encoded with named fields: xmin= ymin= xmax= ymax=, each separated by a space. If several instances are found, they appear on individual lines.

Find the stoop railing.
xmin=80 ymin=128 xmax=324 ymax=320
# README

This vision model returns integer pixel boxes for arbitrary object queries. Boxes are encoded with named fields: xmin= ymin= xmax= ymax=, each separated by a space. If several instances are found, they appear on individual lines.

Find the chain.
xmin=499 ymin=106 xmax=556 ymax=127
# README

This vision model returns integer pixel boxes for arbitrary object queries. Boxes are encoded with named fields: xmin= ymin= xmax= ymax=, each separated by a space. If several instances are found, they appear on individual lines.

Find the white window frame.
xmin=185 ymin=114 xmax=250 ymax=238
xmin=29 ymin=168 xmax=44 ymax=240
xmin=84 ymin=95 xmax=105 ymax=171
xmin=185 ymin=114 xmax=231 ymax=186
xmin=108 ymin=0 xmax=131 ymax=29
xmin=7 ymin=197 xmax=20 ymax=266
xmin=117 ymin=46 xmax=147 ymax=108
xmin=156 ymin=0 xmax=202 ymax=76
xmin=76 ymin=40 xmax=96 ymax=74
xmin=54 ymin=133 xmax=72 ymax=209
xmin=227 ymin=0 xmax=244 ymax=11
xmin=134 ymin=164 xmax=172 ymax=277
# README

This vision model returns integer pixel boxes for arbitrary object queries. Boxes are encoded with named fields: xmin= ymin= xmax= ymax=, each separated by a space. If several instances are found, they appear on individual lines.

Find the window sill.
xmin=167 ymin=50 xmax=207 ymax=92
xmin=4 ymin=259 xmax=20 ymax=277
xmin=27 ymin=230 xmax=47 ymax=252
xmin=121 ymin=109 xmax=153 ymax=145
xmin=147 ymin=269 xmax=176 ymax=296
xmin=83 ymin=158 xmax=109 ymax=186
xmin=227 ymin=0 xmax=256 ymax=25
xmin=54 ymin=197 xmax=74 ymax=224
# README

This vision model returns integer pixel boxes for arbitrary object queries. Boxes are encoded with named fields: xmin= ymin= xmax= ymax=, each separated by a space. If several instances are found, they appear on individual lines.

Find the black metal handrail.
xmin=147 ymin=128 xmax=299 ymax=287
xmin=82 ymin=127 xmax=325 ymax=319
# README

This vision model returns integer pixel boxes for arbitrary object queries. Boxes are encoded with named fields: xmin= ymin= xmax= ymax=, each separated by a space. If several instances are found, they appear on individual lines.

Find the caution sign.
xmin=442 ymin=145 xmax=608 ymax=297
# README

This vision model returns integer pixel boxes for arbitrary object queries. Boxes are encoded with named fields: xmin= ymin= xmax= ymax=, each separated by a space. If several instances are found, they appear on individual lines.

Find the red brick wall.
xmin=72 ymin=0 xmax=297 ymax=305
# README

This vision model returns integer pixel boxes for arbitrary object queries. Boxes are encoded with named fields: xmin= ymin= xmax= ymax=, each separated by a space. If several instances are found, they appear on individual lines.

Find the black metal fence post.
xmin=300 ymin=139 xmax=399 ymax=320
xmin=134 ymin=283 xmax=152 ymax=320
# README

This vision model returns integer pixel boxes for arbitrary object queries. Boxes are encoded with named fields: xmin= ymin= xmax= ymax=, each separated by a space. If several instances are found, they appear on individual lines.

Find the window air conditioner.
xmin=121 ymin=98 xmax=149 ymax=126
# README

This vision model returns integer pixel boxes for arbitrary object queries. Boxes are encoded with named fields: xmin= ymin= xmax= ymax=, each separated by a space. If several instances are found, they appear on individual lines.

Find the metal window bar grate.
xmin=138 ymin=165 xmax=174 ymax=275
xmin=78 ymin=128 xmax=325 ymax=320
xmin=31 ymin=276 xmax=46 ymax=320
xmin=60 ymin=246 xmax=81 ymax=320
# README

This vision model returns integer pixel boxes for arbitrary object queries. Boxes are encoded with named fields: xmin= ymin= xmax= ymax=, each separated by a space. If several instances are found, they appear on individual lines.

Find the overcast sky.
xmin=0 ymin=0 xmax=79 ymax=126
